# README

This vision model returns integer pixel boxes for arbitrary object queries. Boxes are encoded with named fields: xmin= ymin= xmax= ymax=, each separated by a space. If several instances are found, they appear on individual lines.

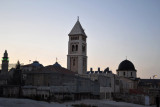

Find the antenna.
xmin=77 ymin=16 xmax=79 ymax=21
xmin=126 ymin=56 xmax=127 ymax=60
xmin=56 ymin=57 xmax=58 ymax=62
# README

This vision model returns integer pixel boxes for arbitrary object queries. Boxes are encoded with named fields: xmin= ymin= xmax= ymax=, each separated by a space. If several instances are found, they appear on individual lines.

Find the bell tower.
xmin=67 ymin=18 xmax=87 ymax=74
xmin=1 ymin=50 xmax=9 ymax=74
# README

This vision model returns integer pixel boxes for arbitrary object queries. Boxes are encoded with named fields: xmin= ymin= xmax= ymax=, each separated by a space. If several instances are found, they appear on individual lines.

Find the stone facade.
xmin=21 ymin=65 xmax=100 ymax=100
xmin=117 ymin=70 xmax=137 ymax=78
xmin=81 ymin=67 xmax=120 ymax=100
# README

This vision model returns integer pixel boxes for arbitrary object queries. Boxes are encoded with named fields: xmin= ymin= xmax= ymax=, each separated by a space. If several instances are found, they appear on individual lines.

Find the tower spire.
xmin=69 ymin=17 xmax=86 ymax=36
xmin=56 ymin=57 xmax=58 ymax=62
xmin=77 ymin=16 xmax=79 ymax=21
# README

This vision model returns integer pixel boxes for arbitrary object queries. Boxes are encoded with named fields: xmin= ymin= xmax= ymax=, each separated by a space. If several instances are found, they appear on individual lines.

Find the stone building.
xmin=67 ymin=18 xmax=87 ymax=74
xmin=138 ymin=79 xmax=160 ymax=95
xmin=137 ymin=79 xmax=160 ymax=104
xmin=119 ymin=77 xmax=138 ymax=94
xmin=81 ymin=67 xmax=120 ymax=100
xmin=21 ymin=62 xmax=100 ymax=100
xmin=116 ymin=59 xmax=139 ymax=93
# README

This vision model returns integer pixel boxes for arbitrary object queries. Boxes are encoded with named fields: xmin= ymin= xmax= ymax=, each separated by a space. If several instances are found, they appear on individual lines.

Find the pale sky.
xmin=0 ymin=0 xmax=160 ymax=79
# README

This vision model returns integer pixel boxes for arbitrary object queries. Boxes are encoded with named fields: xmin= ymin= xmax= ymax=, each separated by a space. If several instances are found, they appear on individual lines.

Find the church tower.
xmin=67 ymin=18 xmax=87 ymax=74
xmin=1 ymin=50 xmax=9 ymax=73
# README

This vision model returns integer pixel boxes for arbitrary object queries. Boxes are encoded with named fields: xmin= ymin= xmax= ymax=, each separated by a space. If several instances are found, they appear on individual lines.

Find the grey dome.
xmin=32 ymin=61 xmax=43 ymax=67
xmin=53 ymin=62 xmax=61 ymax=67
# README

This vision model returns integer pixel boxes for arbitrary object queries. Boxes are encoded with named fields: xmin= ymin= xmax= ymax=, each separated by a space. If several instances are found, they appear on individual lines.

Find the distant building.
xmin=0 ymin=50 xmax=10 ymax=86
xmin=1 ymin=50 xmax=9 ymax=74
xmin=21 ymin=61 xmax=43 ymax=72
xmin=21 ymin=62 xmax=99 ymax=100
xmin=138 ymin=79 xmax=160 ymax=95
xmin=82 ymin=67 xmax=120 ymax=100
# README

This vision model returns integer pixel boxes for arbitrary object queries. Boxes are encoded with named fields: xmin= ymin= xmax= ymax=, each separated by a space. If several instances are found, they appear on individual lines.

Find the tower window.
xmin=76 ymin=45 xmax=78 ymax=51
xmin=71 ymin=36 xmax=79 ymax=40
xmin=82 ymin=45 xmax=85 ymax=52
xmin=82 ymin=37 xmax=86 ymax=41
xmin=72 ymin=45 xmax=75 ymax=52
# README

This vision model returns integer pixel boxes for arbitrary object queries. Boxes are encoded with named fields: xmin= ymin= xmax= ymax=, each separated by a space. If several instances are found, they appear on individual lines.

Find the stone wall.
xmin=113 ymin=94 xmax=150 ymax=105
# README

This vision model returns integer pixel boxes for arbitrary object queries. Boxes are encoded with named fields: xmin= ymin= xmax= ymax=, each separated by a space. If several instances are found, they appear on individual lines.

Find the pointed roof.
xmin=4 ymin=50 xmax=8 ymax=57
xmin=69 ymin=19 xmax=86 ymax=36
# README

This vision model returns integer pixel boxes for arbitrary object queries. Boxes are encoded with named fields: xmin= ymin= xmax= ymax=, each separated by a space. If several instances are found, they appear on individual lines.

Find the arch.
xmin=72 ymin=45 xmax=75 ymax=52
xmin=76 ymin=45 xmax=78 ymax=51
xmin=82 ymin=45 xmax=85 ymax=52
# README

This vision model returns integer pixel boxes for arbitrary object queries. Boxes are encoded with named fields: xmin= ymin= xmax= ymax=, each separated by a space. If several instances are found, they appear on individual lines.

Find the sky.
xmin=0 ymin=0 xmax=160 ymax=79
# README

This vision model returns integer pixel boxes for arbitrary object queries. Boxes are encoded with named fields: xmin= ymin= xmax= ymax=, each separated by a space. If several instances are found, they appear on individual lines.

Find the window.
xmin=82 ymin=45 xmax=85 ymax=52
xmin=73 ymin=59 xmax=75 ymax=66
xmin=71 ymin=36 xmax=79 ymax=40
xmin=82 ymin=37 xmax=86 ymax=41
xmin=72 ymin=45 xmax=75 ymax=51
xmin=124 ymin=72 xmax=125 ymax=76
xmin=131 ymin=72 xmax=132 ymax=76
xmin=76 ymin=45 xmax=78 ymax=51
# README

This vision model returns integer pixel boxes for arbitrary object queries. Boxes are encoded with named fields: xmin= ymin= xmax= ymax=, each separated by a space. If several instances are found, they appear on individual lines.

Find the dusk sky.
xmin=0 ymin=0 xmax=160 ymax=79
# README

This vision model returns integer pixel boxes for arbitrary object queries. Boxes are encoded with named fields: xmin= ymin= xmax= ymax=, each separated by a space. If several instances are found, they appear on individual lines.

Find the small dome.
xmin=53 ymin=62 xmax=61 ymax=67
xmin=32 ymin=61 xmax=43 ymax=67
xmin=117 ymin=60 xmax=136 ymax=71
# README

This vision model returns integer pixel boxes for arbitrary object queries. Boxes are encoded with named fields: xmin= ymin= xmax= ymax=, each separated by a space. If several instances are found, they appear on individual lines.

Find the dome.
xmin=53 ymin=62 xmax=61 ymax=67
xmin=117 ymin=60 xmax=136 ymax=71
xmin=32 ymin=61 xmax=43 ymax=67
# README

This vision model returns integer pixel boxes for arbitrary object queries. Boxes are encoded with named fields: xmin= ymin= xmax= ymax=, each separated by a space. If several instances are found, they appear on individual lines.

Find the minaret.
xmin=1 ymin=50 xmax=9 ymax=73
xmin=67 ymin=18 xmax=87 ymax=74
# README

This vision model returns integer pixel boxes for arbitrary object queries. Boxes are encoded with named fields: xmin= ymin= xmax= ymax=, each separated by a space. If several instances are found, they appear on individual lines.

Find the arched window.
xmin=82 ymin=45 xmax=85 ymax=52
xmin=76 ymin=45 xmax=78 ymax=51
xmin=72 ymin=45 xmax=75 ymax=52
